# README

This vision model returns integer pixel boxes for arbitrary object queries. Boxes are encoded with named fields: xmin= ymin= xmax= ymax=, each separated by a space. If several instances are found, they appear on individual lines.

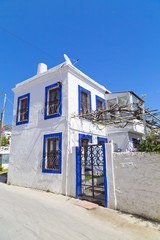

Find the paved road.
xmin=0 ymin=183 xmax=159 ymax=240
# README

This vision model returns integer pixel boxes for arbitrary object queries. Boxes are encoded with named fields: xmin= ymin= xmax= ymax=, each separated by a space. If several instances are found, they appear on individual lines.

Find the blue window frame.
xmin=42 ymin=132 xmax=62 ymax=174
xmin=78 ymin=85 xmax=91 ymax=116
xmin=96 ymin=95 xmax=106 ymax=120
xmin=132 ymin=138 xmax=140 ymax=149
xmin=79 ymin=134 xmax=92 ymax=172
xmin=79 ymin=133 xmax=92 ymax=146
xmin=97 ymin=137 xmax=107 ymax=145
xmin=95 ymin=95 xmax=105 ymax=110
xmin=44 ymin=83 xmax=62 ymax=120
xmin=16 ymin=93 xmax=30 ymax=125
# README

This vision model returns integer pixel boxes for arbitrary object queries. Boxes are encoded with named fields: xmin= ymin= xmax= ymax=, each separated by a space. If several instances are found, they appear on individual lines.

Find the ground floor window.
xmin=79 ymin=134 xmax=92 ymax=171
xmin=132 ymin=138 xmax=140 ymax=149
xmin=79 ymin=134 xmax=92 ymax=147
xmin=97 ymin=137 xmax=107 ymax=145
xmin=42 ymin=133 xmax=62 ymax=173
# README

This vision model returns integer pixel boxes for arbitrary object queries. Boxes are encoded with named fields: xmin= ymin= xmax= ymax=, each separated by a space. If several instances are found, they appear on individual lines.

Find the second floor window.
xmin=96 ymin=96 xmax=105 ymax=120
xmin=81 ymin=91 xmax=89 ymax=114
xmin=78 ymin=86 xmax=91 ymax=116
xmin=45 ymin=83 xmax=62 ymax=120
xmin=97 ymin=99 xmax=103 ymax=110
xmin=48 ymin=87 xmax=59 ymax=115
xmin=20 ymin=98 xmax=28 ymax=121
xmin=16 ymin=93 xmax=30 ymax=125
xmin=107 ymin=98 xmax=117 ymax=119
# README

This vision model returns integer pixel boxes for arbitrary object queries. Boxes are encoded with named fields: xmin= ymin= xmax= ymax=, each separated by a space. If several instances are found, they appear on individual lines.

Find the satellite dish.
xmin=64 ymin=54 xmax=72 ymax=65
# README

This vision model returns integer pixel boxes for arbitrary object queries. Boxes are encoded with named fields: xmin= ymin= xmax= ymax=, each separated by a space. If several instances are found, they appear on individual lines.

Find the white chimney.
xmin=37 ymin=63 xmax=47 ymax=74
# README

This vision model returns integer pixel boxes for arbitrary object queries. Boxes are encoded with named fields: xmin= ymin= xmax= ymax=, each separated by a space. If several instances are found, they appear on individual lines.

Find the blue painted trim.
xmin=16 ymin=93 xmax=30 ymax=125
xmin=97 ymin=137 xmax=108 ymax=144
xmin=103 ymin=144 xmax=108 ymax=207
xmin=78 ymin=85 xmax=91 ymax=116
xmin=95 ymin=95 xmax=106 ymax=122
xmin=42 ymin=132 xmax=62 ymax=174
xmin=95 ymin=95 xmax=105 ymax=110
xmin=76 ymin=146 xmax=81 ymax=198
xmin=79 ymin=133 xmax=92 ymax=147
xmin=132 ymin=138 xmax=140 ymax=149
xmin=44 ymin=83 xmax=62 ymax=120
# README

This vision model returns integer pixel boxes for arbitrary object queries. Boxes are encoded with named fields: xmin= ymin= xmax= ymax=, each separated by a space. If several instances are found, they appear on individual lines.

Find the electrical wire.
xmin=6 ymin=97 xmax=13 ymax=106
xmin=0 ymin=25 xmax=61 ymax=62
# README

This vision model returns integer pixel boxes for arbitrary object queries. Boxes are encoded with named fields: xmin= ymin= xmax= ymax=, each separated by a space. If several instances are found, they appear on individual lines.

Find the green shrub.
xmin=0 ymin=163 xmax=3 ymax=172
xmin=1 ymin=136 xmax=8 ymax=146
xmin=138 ymin=135 xmax=160 ymax=153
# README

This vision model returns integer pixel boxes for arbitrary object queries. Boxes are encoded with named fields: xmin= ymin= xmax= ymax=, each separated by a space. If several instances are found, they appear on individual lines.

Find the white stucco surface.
xmin=8 ymin=68 xmax=69 ymax=194
xmin=110 ymin=152 xmax=160 ymax=221
xmin=8 ymin=60 xmax=146 ymax=198
xmin=8 ymin=62 xmax=109 ymax=195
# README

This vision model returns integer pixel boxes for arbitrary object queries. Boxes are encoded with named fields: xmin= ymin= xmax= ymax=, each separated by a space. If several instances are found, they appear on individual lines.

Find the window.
xmin=79 ymin=134 xmax=92 ymax=172
xmin=78 ymin=86 xmax=91 ymax=115
xmin=45 ymin=83 xmax=62 ymax=120
xmin=79 ymin=134 xmax=92 ymax=147
xmin=118 ymin=95 xmax=129 ymax=117
xmin=107 ymin=98 xmax=117 ymax=119
xmin=96 ymin=96 xmax=105 ymax=120
xmin=132 ymin=138 xmax=140 ymax=149
xmin=97 ymin=137 xmax=107 ymax=145
xmin=16 ymin=93 xmax=30 ymax=125
xmin=81 ymin=138 xmax=90 ymax=147
xmin=42 ymin=133 xmax=62 ymax=173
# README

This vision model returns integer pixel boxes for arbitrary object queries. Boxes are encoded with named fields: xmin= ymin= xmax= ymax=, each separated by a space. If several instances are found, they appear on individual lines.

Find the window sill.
xmin=16 ymin=120 xmax=29 ymax=125
xmin=44 ymin=112 xmax=61 ymax=120
xmin=42 ymin=168 xmax=61 ymax=174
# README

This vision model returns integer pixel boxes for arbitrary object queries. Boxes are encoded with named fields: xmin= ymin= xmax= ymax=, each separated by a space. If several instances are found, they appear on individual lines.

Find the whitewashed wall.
xmin=107 ymin=131 xmax=142 ymax=152
xmin=106 ymin=148 xmax=160 ymax=221
xmin=8 ymin=62 xmax=147 ymax=198
xmin=8 ymin=63 xmax=109 ymax=195
xmin=67 ymin=70 xmax=108 ymax=152
xmin=66 ymin=68 xmax=109 ymax=195
xmin=8 ymin=67 xmax=69 ymax=194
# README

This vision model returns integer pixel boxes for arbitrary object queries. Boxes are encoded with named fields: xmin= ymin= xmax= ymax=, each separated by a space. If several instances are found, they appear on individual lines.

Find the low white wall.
xmin=112 ymin=152 xmax=160 ymax=221
xmin=67 ymin=147 xmax=76 ymax=197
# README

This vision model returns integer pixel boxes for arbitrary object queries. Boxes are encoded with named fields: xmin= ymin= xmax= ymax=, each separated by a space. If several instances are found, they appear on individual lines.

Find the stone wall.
xmin=112 ymin=152 xmax=160 ymax=221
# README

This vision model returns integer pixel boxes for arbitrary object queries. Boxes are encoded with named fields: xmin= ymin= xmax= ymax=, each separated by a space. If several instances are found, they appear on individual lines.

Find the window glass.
xmin=48 ymin=87 xmax=59 ymax=115
xmin=81 ymin=90 xmax=90 ymax=114
xmin=16 ymin=93 xmax=30 ymax=125
xmin=97 ymin=99 xmax=105 ymax=120
xmin=46 ymin=137 xmax=59 ymax=170
xmin=45 ymin=83 xmax=62 ymax=119
xmin=97 ymin=99 xmax=103 ymax=110
xmin=107 ymin=98 xmax=117 ymax=119
xmin=99 ymin=140 xmax=106 ymax=145
xmin=81 ymin=138 xmax=90 ymax=147
xmin=118 ymin=95 xmax=128 ymax=107
xmin=20 ymin=97 xmax=28 ymax=121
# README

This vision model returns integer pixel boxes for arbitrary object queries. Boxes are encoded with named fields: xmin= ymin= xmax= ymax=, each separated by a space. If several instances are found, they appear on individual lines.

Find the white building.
xmin=8 ymin=55 xmax=144 ymax=195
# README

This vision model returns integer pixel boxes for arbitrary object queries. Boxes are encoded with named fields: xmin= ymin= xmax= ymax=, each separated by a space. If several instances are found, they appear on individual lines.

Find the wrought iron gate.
xmin=78 ymin=144 xmax=106 ymax=206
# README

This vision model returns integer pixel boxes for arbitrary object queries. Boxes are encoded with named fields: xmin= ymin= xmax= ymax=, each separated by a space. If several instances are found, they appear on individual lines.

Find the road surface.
xmin=0 ymin=183 xmax=159 ymax=240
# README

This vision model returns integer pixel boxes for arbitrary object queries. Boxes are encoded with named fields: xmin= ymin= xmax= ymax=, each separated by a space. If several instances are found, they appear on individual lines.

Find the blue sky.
xmin=0 ymin=0 xmax=160 ymax=125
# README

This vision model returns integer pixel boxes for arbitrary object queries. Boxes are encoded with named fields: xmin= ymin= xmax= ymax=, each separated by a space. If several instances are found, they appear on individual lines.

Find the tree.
xmin=1 ymin=136 xmax=8 ymax=146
